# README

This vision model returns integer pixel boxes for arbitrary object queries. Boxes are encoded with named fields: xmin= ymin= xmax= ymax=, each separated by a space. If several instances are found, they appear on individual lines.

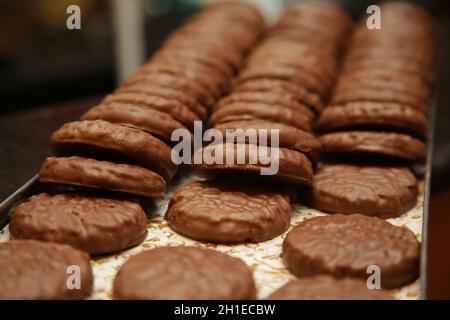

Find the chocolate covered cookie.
xmin=319 ymin=131 xmax=426 ymax=161
xmin=267 ymin=276 xmax=393 ymax=300
xmin=193 ymin=143 xmax=313 ymax=186
xmin=81 ymin=103 xmax=187 ymax=144
xmin=102 ymin=93 xmax=202 ymax=129
xmin=39 ymin=156 xmax=166 ymax=198
xmin=331 ymin=85 xmax=429 ymax=115
xmin=282 ymin=214 xmax=420 ymax=288
xmin=237 ymin=65 xmax=328 ymax=97
xmin=113 ymin=246 xmax=256 ymax=299
xmin=166 ymin=180 xmax=291 ymax=243
xmin=316 ymin=102 xmax=429 ymax=138
xmin=51 ymin=120 xmax=176 ymax=180
xmin=0 ymin=240 xmax=93 ymax=300
xmin=311 ymin=164 xmax=417 ymax=217
xmin=209 ymin=102 xmax=313 ymax=132
xmin=215 ymin=91 xmax=315 ymax=120
xmin=214 ymin=120 xmax=321 ymax=162
xmin=234 ymin=78 xmax=323 ymax=113
xmin=10 ymin=193 xmax=148 ymax=255
xmin=122 ymin=72 xmax=216 ymax=108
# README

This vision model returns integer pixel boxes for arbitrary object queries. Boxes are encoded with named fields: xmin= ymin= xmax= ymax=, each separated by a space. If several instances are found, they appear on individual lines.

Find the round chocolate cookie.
xmin=161 ymin=37 xmax=243 ymax=72
xmin=10 ymin=193 xmax=148 ymax=255
xmin=332 ymin=85 xmax=429 ymax=115
xmin=282 ymin=214 xmax=420 ymax=288
xmin=234 ymin=78 xmax=323 ymax=113
xmin=209 ymin=102 xmax=313 ymax=132
xmin=311 ymin=164 xmax=417 ymax=217
xmin=316 ymin=102 xmax=429 ymax=138
xmin=335 ymin=69 xmax=431 ymax=101
xmin=193 ymin=143 xmax=314 ymax=186
xmin=215 ymin=91 xmax=315 ymax=120
xmin=166 ymin=180 xmax=291 ymax=243
xmin=319 ymin=131 xmax=426 ymax=161
xmin=81 ymin=102 xmax=188 ymax=143
xmin=113 ymin=246 xmax=256 ymax=299
xmin=51 ymin=120 xmax=176 ymax=181
xmin=116 ymin=82 xmax=208 ymax=118
xmin=151 ymin=49 xmax=235 ymax=79
xmin=214 ymin=120 xmax=321 ymax=162
xmin=0 ymin=240 xmax=93 ymax=300
xmin=237 ymin=65 xmax=328 ymax=97
xmin=122 ymin=72 xmax=216 ymax=108
xmin=341 ymin=58 xmax=434 ymax=85
xmin=39 ymin=156 xmax=166 ymax=198
xmin=102 ymin=93 xmax=201 ymax=129
xmin=136 ymin=65 xmax=227 ymax=99
xmin=267 ymin=276 xmax=393 ymax=300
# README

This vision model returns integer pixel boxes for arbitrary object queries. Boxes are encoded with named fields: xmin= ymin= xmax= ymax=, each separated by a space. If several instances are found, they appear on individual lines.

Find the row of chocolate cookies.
xmin=2 ymin=2 xmax=264 ymax=300
xmin=311 ymin=2 xmax=435 ymax=218
xmin=275 ymin=2 xmax=435 ymax=294
xmin=188 ymin=2 xmax=352 ymax=186
xmin=162 ymin=3 xmax=411 ymax=299
xmin=163 ymin=2 xmax=352 ymax=247
xmin=113 ymin=2 xmax=432 ymax=299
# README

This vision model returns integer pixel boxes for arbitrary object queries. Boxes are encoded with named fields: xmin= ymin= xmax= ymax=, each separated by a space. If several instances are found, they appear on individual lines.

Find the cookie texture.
xmin=51 ymin=120 xmax=176 ymax=180
xmin=193 ymin=143 xmax=314 ymax=186
xmin=113 ymin=246 xmax=256 ymax=299
xmin=234 ymin=78 xmax=323 ymax=113
xmin=311 ymin=164 xmax=417 ymax=217
xmin=166 ymin=180 xmax=291 ymax=243
xmin=268 ymin=276 xmax=393 ymax=300
xmin=209 ymin=102 xmax=313 ymax=132
xmin=216 ymin=91 xmax=315 ymax=120
xmin=282 ymin=214 xmax=420 ymax=288
xmin=102 ymin=93 xmax=201 ymax=129
xmin=81 ymin=103 xmax=187 ymax=143
xmin=0 ymin=240 xmax=93 ymax=300
xmin=214 ymin=120 xmax=321 ymax=162
xmin=319 ymin=131 xmax=426 ymax=161
xmin=10 ymin=193 xmax=148 ymax=255
xmin=39 ymin=156 xmax=166 ymax=198
xmin=316 ymin=102 xmax=429 ymax=138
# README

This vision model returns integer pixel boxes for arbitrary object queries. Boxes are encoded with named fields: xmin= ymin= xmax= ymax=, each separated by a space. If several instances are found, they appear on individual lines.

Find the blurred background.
xmin=0 ymin=0 xmax=449 ymax=299
xmin=0 ymin=0 xmax=445 ymax=112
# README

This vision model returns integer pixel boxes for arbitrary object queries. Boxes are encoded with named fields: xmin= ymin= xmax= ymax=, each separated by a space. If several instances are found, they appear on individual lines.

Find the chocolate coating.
xmin=166 ymin=180 xmax=291 ymax=243
xmin=214 ymin=119 xmax=321 ymax=162
xmin=237 ymin=65 xmax=328 ymax=97
xmin=268 ymin=276 xmax=393 ymax=300
xmin=234 ymin=78 xmax=323 ymax=113
xmin=282 ymin=214 xmax=420 ymax=288
xmin=316 ymin=102 xmax=429 ymax=138
xmin=10 ymin=193 xmax=148 ymax=255
xmin=51 ymin=120 xmax=176 ymax=180
xmin=193 ymin=143 xmax=314 ymax=186
xmin=113 ymin=246 xmax=256 ymax=299
xmin=102 ymin=93 xmax=200 ymax=130
xmin=0 ymin=240 xmax=93 ymax=300
xmin=311 ymin=163 xmax=418 ymax=217
xmin=209 ymin=102 xmax=313 ymax=132
xmin=39 ymin=156 xmax=166 ymax=198
xmin=319 ymin=131 xmax=426 ymax=161
xmin=81 ymin=102 xmax=187 ymax=143
xmin=216 ymin=91 xmax=315 ymax=121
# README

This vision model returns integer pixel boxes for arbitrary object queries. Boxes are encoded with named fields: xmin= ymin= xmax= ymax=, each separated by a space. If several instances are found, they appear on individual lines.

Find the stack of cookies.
xmin=8 ymin=2 xmax=264 ymax=260
xmin=312 ymin=2 xmax=436 ymax=218
xmin=192 ymin=2 xmax=352 ymax=186
xmin=165 ymin=2 xmax=352 ymax=246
